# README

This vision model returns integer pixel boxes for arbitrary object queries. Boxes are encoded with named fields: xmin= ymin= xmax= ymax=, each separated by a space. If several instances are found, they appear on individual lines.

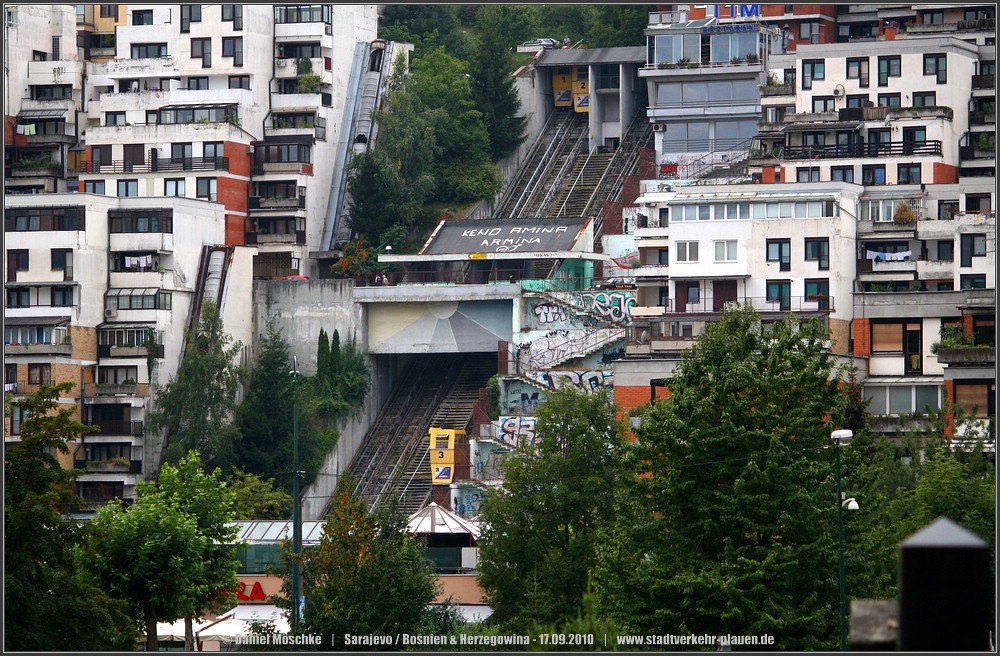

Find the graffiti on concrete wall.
xmin=532 ymin=302 xmax=569 ymax=325
xmin=573 ymin=291 xmax=635 ymax=324
xmin=505 ymin=381 xmax=543 ymax=414
xmin=498 ymin=416 xmax=537 ymax=449
xmin=452 ymin=486 xmax=485 ymax=518
xmin=472 ymin=440 xmax=508 ymax=481
xmin=527 ymin=370 xmax=613 ymax=393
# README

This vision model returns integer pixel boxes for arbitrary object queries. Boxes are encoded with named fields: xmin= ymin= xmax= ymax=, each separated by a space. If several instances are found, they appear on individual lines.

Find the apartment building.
xmin=614 ymin=4 xmax=995 ymax=438
xmin=4 ymin=4 xmax=379 ymax=509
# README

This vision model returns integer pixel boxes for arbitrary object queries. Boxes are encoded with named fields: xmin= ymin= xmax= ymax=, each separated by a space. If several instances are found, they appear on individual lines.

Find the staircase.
xmin=548 ymin=152 xmax=613 ymax=218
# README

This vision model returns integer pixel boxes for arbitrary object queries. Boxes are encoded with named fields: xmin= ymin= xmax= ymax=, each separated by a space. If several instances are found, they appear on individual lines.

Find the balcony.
xmin=760 ymin=83 xmax=794 ymax=97
xmin=83 ymin=382 xmax=149 ymax=398
xmin=631 ymin=295 xmax=835 ymax=316
xmin=244 ymin=231 xmax=306 ymax=245
xmin=970 ymin=111 xmax=996 ymax=126
xmin=5 ymin=342 xmax=72 ymax=356
xmin=79 ymin=157 xmax=228 ymax=174
xmin=856 ymin=257 xmax=916 ymax=274
xmin=972 ymin=74 xmax=995 ymax=90
xmin=249 ymin=196 xmax=307 ymax=210
xmin=915 ymin=259 xmax=954 ymax=279
xmin=98 ymin=344 xmax=164 ymax=358
xmin=783 ymin=141 xmax=942 ymax=160
xmin=935 ymin=347 xmax=996 ymax=366
xmin=26 ymin=60 xmax=84 ymax=84
xmin=89 ymin=420 xmax=144 ymax=436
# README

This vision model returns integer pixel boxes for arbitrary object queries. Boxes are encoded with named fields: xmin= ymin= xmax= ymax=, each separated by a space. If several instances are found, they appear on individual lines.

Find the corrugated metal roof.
xmin=535 ymin=46 xmax=645 ymax=66
xmin=405 ymin=502 xmax=480 ymax=538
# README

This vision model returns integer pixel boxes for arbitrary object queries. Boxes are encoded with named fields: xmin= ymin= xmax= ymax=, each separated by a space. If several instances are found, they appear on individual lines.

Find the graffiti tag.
xmin=498 ymin=416 xmax=537 ymax=449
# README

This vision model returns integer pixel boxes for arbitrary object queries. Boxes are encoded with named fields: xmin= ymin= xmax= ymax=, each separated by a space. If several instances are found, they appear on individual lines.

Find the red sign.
xmin=235 ymin=581 xmax=267 ymax=602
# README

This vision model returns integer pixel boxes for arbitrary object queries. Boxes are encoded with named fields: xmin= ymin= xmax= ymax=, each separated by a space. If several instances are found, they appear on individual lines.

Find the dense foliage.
xmin=4 ymin=383 xmax=136 ymax=651
xmin=288 ymin=480 xmax=438 ymax=649
xmin=477 ymin=387 xmax=627 ymax=629
xmin=148 ymin=300 xmax=244 ymax=472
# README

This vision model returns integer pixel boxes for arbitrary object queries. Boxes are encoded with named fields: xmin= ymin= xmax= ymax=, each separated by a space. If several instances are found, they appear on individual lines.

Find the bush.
xmin=297 ymin=74 xmax=321 ymax=93
xmin=892 ymin=201 xmax=915 ymax=224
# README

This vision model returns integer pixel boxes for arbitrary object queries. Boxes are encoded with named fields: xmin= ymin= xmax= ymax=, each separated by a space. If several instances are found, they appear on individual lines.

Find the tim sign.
xmin=713 ymin=4 xmax=761 ymax=19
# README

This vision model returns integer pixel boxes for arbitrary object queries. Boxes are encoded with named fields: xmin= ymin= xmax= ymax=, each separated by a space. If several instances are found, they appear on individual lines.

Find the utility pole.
xmin=290 ymin=356 xmax=301 ymax=643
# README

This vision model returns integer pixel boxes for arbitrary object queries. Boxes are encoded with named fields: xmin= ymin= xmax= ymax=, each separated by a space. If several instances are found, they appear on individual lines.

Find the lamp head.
xmin=843 ymin=497 xmax=859 ymax=512
xmin=831 ymin=429 xmax=853 ymax=446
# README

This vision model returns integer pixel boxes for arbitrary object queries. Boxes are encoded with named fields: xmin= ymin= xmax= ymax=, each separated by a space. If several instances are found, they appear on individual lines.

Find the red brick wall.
xmin=224 ymin=141 xmax=251 ymax=177
xmin=852 ymin=318 xmax=870 ymax=357
xmin=615 ymin=384 xmax=669 ymax=414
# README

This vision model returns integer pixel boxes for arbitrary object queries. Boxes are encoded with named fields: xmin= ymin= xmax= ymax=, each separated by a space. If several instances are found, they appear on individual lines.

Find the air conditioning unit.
xmin=653 ymin=123 xmax=665 ymax=132
xmin=832 ymin=84 xmax=845 ymax=98
xmin=276 ymin=58 xmax=288 ymax=67
xmin=104 ymin=308 xmax=117 ymax=318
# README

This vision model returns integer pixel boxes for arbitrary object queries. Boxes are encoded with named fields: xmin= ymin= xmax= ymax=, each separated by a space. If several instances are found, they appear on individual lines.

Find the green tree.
xmin=149 ymin=300 xmax=244 ymax=472
xmin=471 ymin=18 xmax=527 ymax=160
xmin=586 ymin=6 xmax=656 ymax=48
xmin=89 ymin=452 xmax=243 ymax=652
xmin=229 ymin=469 xmax=293 ymax=519
xmin=594 ymin=306 xmax=849 ymax=650
xmin=4 ymin=383 xmax=137 ymax=651
xmin=473 ymin=4 xmax=534 ymax=50
xmin=287 ymin=480 xmax=437 ymax=649
xmin=379 ymin=5 xmax=474 ymax=60
xmin=477 ymin=386 xmax=627 ymax=629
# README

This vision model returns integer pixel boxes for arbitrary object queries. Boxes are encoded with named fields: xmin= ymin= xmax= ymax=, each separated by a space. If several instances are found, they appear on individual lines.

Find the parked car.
xmin=519 ymin=37 xmax=560 ymax=49
xmin=593 ymin=277 xmax=636 ymax=290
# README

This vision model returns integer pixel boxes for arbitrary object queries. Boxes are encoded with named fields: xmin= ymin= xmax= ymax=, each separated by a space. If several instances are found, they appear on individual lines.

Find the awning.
xmin=159 ymin=103 xmax=236 ymax=111
xmin=863 ymin=376 xmax=942 ymax=385
xmin=17 ymin=109 xmax=68 ymax=119
xmin=3 ymin=315 xmax=70 ymax=326
xmin=106 ymin=287 xmax=158 ymax=296
xmin=780 ymin=122 xmax=862 ymax=132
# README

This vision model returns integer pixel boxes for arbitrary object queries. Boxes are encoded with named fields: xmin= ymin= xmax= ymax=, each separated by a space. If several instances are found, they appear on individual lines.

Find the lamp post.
xmin=290 ymin=356 xmax=301 ymax=640
xmin=831 ymin=428 xmax=854 ymax=651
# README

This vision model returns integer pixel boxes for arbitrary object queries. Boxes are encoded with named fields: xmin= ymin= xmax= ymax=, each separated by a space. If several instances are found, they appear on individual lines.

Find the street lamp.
xmin=290 ymin=356 xmax=301 ymax=640
xmin=831 ymin=428 xmax=857 ymax=651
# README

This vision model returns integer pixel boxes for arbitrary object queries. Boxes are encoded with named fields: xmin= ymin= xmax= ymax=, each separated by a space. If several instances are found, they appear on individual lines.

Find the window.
xmin=132 ymin=9 xmax=152 ymax=25
xmin=812 ymin=96 xmax=835 ymax=113
xmin=6 ymin=287 xmax=30 ymax=308
xmin=923 ymin=54 xmax=947 ymax=84
xmin=187 ymin=76 xmax=209 ymax=90
xmin=960 ymin=275 xmax=986 ymax=290
xmin=107 ymin=288 xmax=172 ymax=311
xmin=799 ymin=22 xmax=819 ymax=40
xmin=98 ymin=366 xmax=138 ymax=384
xmin=797 ymin=167 xmax=820 ymax=182
xmin=52 ymin=287 xmax=73 ymax=307
xmin=714 ymin=240 xmax=737 ymax=262
xmin=861 ymin=165 xmax=886 ymax=185
xmin=228 ymin=75 xmax=250 ymax=90
xmin=28 ymin=363 xmax=52 ymax=385
xmin=191 ymin=38 xmax=211 ymax=67
xmin=100 ymin=4 xmax=117 ymax=18
xmin=8 ymin=249 xmax=29 ymax=271
xmin=658 ymin=249 xmax=669 ymax=265
xmin=938 ymin=200 xmax=958 ymax=221
xmin=5 ymin=364 xmax=17 ymax=385
xmin=130 ymin=43 xmax=167 ymax=59
xmin=913 ymin=91 xmax=936 ymax=107
xmin=171 ymin=143 xmax=193 ymax=163
xmin=256 ymin=143 xmax=311 ymax=164
xmin=766 ymin=280 xmax=791 ymax=310
xmin=51 ymin=249 xmax=73 ymax=275
xmin=106 ymin=111 xmax=126 ymax=126
xmin=802 ymin=59 xmax=825 ymax=90
xmin=936 ymin=240 xmax=954 ymax=261
xmin=222 ymin=37 xmax=243 ymax=66
xmin=123 ymin=144 xmax=145 ymax=169
xmin=897 ymin=164 xmax=921 ymax=184
xmin=680 ymin=205 xmax=710 ymax=221
xmin=84 ymin=180 xmax=106 ymax=194
xmin=32 ymin=85 xmax=72 ymax=100
xmin=804 ymin=238 xmax=829 ymax=270
xmin=831 ymin=166 xmax=854 ymax=183
xmin=164 ymin=179 xmax=185 ymax=196
xmin=117 ymin=179 xmax=138 ymax=197
xmin=5 ymin=207 xmax=84 ymax=232
xmin=222 ymin=4 xmax=243 ymax=29
xmin=675 ymin=241 xmax=699 ymax=262
xmin=766 ymin=239 xmax=791 ymax=271
xmin=274 ymin=5 xmax=332 ymax=24
xmin=954 ymin=383 xmax=993 ymax=418
xmin=877 ymin=55 xmax=901 ymax=86
xmin=871 ymin=322 xmax=903 ymax=352
xmin=204 ymin=142 xmax=223 ymax=159
xmin=109 ymin=209 xmax=173 ymax=233
xmin=279 ymin=42 xmax=322 ymax=59
xmin=877 ymin=93 xmax=901 ymax=108
xmin=158 ymin=106 xmax=237 ymax=126
xmin=846 ymin=95 xmax=868 ymax=109
xmin=922 ymin=10 xmax=944 ymax=24
xmin=180 ymin=4 xmax=201 ymax=32
xmin=846 ymin=57 xmax=869 ymax=87
xmin=196 ymin=177 xmax=217 ymax=201
xmin=804 ymin=279 xmax=830 ymax=308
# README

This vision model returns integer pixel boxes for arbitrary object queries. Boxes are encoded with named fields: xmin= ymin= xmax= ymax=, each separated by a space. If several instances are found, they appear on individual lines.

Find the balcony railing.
xmin=5 ymin=342 xmax=72 ymax=356
xmin=972 ymin=74 xmax=995 ymax=90
xmin=935 ymin=347 xmax=996 ymax=366
xmin=83 ymin=383 xmax=143 ymax=397
xmin=98 ymin=344 xmax=164 ymax=358
xmin=760 ymin=83 xmax=794 ymax=97
xmin=783 ymin=141 xmax=942 ymax=160
xmin=89 ymin=420 xmax=144 ymax=436
xmin=969 ymin=111 xmax=996 ymax=126
xmin=244 ymin=230 xmax=306 ymax=245
xmin=627 ymin=295 xmax=835 ymax=315
xmin=80 ymin=157 xmax=228 ymax=174
xmin=839 ymin=106 xmax=891 ymax=122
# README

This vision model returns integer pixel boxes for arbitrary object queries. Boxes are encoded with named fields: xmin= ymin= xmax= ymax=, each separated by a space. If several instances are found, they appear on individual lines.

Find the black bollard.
xmin=898 ymin=516 xmax=992 ymax=651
